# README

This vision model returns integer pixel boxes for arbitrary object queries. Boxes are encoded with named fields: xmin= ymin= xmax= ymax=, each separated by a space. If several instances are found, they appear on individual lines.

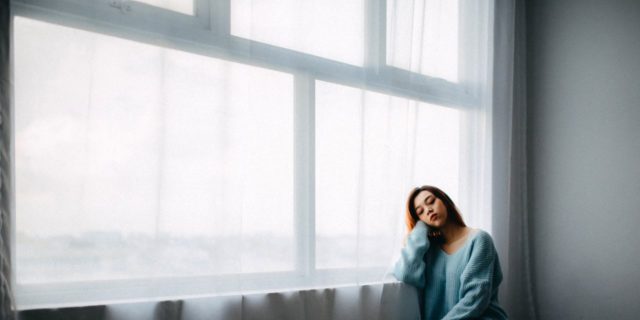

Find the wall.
xmin=527 ymin=0 xmax=640 ymax=319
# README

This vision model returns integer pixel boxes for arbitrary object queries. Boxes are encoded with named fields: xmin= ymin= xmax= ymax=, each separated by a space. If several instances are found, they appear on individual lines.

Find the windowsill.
xmin=15 ymin=268 xmax=396 ymax=311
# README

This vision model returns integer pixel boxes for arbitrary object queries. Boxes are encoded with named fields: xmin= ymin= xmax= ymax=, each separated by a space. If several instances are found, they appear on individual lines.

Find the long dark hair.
xmin=405 ymin=185 xmax=466 ymax=235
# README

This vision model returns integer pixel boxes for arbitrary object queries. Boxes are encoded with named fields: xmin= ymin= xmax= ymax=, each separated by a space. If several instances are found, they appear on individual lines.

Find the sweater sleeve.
xmin=442 ymin=231 xmax=499 ymax=320
xmin=392 ymin=220 xmax=431 ymax=288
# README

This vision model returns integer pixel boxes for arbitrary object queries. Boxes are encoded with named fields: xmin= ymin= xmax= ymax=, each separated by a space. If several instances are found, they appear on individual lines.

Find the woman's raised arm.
xmin=393 ymin=220 xmax=431 ymax=288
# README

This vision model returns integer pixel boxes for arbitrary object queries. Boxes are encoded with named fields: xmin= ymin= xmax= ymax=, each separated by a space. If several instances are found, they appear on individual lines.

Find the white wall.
xmin=527 ymin=0 xmax=640 ymax=319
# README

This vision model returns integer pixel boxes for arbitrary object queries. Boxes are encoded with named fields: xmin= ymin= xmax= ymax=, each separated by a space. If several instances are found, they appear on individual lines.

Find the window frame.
xmin=10 ymin=0 xmax=489 ymax=309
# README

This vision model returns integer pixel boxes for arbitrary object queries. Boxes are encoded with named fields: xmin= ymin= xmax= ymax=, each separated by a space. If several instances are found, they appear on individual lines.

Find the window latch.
xmin=109 ymin=0 xmax=132 ymax=14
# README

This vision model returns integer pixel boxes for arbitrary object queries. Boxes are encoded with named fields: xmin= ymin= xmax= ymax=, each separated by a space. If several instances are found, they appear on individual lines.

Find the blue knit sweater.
xmin=393 ymin=221 xmax=508 ymax=319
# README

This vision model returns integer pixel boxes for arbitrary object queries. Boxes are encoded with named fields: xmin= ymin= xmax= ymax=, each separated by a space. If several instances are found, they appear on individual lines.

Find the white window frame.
xmin=10 ymin=0 xmax=491 ymax=309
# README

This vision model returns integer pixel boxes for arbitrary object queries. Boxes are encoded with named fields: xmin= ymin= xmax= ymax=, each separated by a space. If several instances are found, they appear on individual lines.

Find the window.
xmin=315 ymin=81 xmax=461 ymax=269
xmin=231 ymin=0 xmax=365 ymax=66
xmin=11 ymin=0 xmax=493 ymax=309
xmin=15 ymin=17 xmax=295 ymax=284
xmin=387 ymin=0 xmax=460 ymax=82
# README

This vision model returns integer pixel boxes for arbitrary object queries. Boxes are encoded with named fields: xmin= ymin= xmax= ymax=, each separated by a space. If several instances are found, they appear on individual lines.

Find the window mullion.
xmin=293 ymin=73 xmax=316 ymax=277
xmin=208 ymin=0 xmax=229 ymax=36
xmin=365 ymin=0 xmax=386 ymax=73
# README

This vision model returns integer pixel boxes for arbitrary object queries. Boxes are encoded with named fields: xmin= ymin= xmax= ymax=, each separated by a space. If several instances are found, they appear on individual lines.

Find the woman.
xmin=393 ymin=185 xmax=508 ymax=319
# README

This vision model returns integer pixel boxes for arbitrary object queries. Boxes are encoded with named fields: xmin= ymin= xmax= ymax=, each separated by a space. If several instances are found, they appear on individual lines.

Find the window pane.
xmin=231 ymin=0 xmax=365 ymax=66
xmin=387 ymin=0 xmax=459 ymax=82
xmin=134 ymin=0 xmax=194 ymax=15
xmin=315 ymin=81 xmax=460 ymax=269
xmin=15 ymin=17 xmax=294 ymax=284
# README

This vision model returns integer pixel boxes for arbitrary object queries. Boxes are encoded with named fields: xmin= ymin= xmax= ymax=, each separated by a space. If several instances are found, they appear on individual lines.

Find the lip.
xmin=430 ymin=214 xmax=438 ymax=221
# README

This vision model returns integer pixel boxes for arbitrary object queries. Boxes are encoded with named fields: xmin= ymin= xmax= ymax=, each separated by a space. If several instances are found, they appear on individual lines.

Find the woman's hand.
xmin=414 ymin=220 xmax=442 ymax=241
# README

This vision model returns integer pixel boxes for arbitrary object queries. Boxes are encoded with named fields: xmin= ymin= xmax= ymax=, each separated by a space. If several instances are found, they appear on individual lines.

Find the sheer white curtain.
xmin=387 ymin=0 xmax=495 ymax=233
xmin=15 ymin=16 xmax=297 ymax=297
xmin=6 ymin=0 xmax=534 ymax=317
xmin=491 ymin=0 xmax=537 ymax=319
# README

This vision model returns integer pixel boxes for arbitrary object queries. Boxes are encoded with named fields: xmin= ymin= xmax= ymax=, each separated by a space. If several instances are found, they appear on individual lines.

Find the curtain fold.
xmin=491 ymin=0 xmax=538 ymax=319
xmin=1 ymin=0 xmax=16 ymax=319
xmin=17 ymin=282 xmax=420 ymax=320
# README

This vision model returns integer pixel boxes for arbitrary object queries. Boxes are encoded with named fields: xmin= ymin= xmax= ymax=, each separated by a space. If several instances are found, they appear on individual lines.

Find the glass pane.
xmin=387 ymin=0 xmax=459 ymax=82
xmin=134 ymin=0 xmax=194 ymax=15
xmin=315 ymin=81 xmax=460 ymax=269
xmin=15 ymin=17 xmax=294 ymax=284
xmin=231 ymin=0 xmax=365 ymax=66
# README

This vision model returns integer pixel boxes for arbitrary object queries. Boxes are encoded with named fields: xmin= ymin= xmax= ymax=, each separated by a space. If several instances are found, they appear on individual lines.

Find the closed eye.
xmin=425 ymin=196 xmax=435 ymax=205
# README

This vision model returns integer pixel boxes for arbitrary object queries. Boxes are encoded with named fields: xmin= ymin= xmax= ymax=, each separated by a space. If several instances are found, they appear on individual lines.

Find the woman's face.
xmin=413 ymin=190 xmax=448 ymax=228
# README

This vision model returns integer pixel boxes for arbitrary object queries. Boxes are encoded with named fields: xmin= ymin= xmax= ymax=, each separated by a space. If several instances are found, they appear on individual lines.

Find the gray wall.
xmin=527 ymin=0 xmax=640 ymax=319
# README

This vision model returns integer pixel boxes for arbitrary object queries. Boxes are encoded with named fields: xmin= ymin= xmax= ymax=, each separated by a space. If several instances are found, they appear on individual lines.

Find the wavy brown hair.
xmin=405 ymin=185 xmax=466 ymax=234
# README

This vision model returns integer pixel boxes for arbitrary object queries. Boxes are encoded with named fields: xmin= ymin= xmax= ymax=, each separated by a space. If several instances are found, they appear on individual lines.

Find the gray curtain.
xmin=506 ymin=1 xmax=538 ymax=319
xmin=1 ymin=0 xmax=16 ymax=319
xmin=492 ymin=0 xmax=538 ymax=319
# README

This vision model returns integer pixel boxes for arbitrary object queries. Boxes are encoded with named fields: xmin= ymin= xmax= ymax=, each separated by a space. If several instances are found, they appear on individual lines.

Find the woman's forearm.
xmin=393 ymin=220 xmax=431 ymax=288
